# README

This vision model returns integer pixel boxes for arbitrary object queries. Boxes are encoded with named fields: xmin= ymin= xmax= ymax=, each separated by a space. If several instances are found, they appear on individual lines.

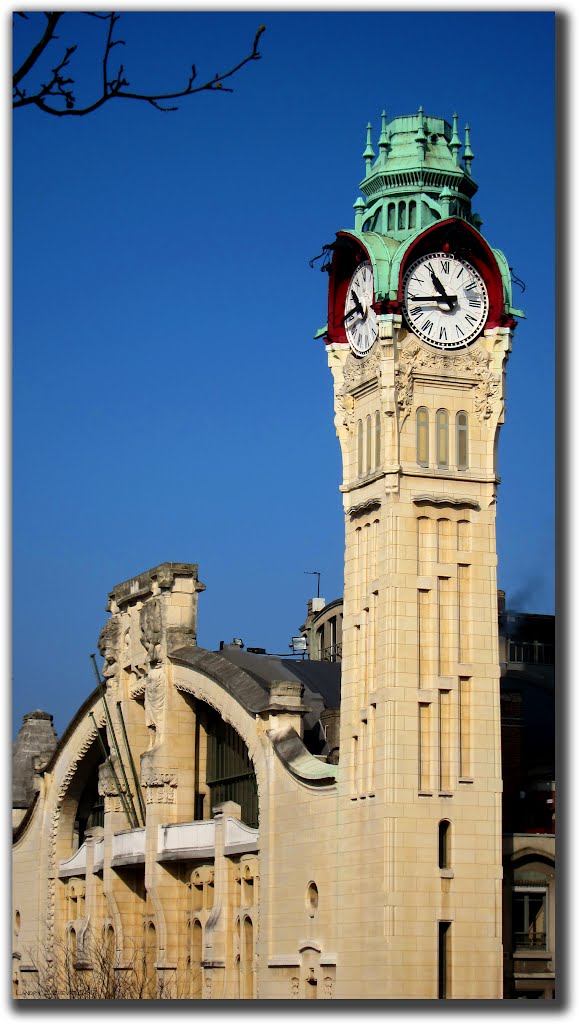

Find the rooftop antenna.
xmin=305 ymin=570 xmax=321 ymax=599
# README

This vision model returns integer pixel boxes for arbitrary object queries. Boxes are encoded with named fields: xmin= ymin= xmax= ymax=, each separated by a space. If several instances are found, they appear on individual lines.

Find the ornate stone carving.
xmin=324 ymin=976 xmax=334 ymax=998
xmin=97 ymin=617 xmax=121 ymax=692
xmin=474 ymin=370 xmax=501 ymax=422
xmin=141 ymin=768 xmax=177 ymax=804
xmin=140 ymin=599 xmax=165 ymax=749
xmin=291 ymin=976 xmax=299 ymax=998
xmin=396 ymin=339 xmax=501 ymax=423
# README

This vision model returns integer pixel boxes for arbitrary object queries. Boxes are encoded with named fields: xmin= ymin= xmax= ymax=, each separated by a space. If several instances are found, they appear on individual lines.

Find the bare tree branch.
xmin=13 ymin=12 xmax=63 ymax=87
xmin=13 ymin=12 xmax=265 ymax=117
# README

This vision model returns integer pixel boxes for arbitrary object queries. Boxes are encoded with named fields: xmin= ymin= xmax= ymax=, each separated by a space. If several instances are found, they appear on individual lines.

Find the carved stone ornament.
xmin=97 ymin=617 xmax=121 ymax=690
xmin=473 ymin=370 xmax=501 ymax=422
xmin=342 ymin=343 xmax=382 ymax=392
xmin=141 ymin=768 xmax=177 ymax=804
xmin=395 ymin=339 xmax=500 ymax=422
xmin=140 ymin=599 xmax=165 ymax=748
xmin=336 ymin=344 xmax=383 ymax=431
xmin=324 ymin=976 xmax=334 ymax=999
xmin=291 ymin=976 xmax=300 ymax=998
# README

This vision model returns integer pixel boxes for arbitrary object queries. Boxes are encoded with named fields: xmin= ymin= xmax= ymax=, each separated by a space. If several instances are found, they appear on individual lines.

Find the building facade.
xmin=14 ymin=109 xmax=530 ymax=1000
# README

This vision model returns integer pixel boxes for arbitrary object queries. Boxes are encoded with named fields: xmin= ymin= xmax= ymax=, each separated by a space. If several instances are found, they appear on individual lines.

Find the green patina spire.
xmin=352 ymin=109 xmax=479 ymax=242
xmin=363 ymin=122 xmax=375 ymax=177
xmin=415 ymin=105 xmax=427 ymax=159
xmin=378 ymin=110 xmax=389 ymax=159
xmin=449 ymin=112 xmax=461 ymax=165
xmin=463 ymin=123 xmax=474 ymax=175
xmin=353 ymin=195 xmax=366 ymax=231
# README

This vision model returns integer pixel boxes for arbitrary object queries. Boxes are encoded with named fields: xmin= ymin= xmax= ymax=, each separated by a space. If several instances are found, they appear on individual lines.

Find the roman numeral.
xmin=423 ymin=319 xmax=434 ymax=334
xmin=455 ymin=325 xmax=464 ymax=337
xmin=441 ymin=260 xmax=450 ymax=274
xmin=439 ymin=326 xmax=447 ymax=340
xmin=410 ymin=307 xmax=424 ymax=319
xmin=465 ymin=314 xmax=477 ymax=325
xmin=469 ymin=297 xmax=482 ymax=307
xmin=465 ymin=280 xmax=476 ymax=292
xmin=425 ymin=263 xmax=434 ymax=275
xmin=456 ymin=267 xmax=464 ymax=279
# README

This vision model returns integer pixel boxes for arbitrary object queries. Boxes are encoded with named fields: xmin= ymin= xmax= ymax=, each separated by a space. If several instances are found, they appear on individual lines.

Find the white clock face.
xmin=402 ymin=252 xmax=489 ymax=349
xmin=344 ymin=261 xmax=378 ymax=357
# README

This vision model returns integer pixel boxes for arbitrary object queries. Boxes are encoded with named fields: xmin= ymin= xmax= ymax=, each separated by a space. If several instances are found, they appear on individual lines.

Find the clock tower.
xmin=319 ymin=109 xmax=522 ymax=998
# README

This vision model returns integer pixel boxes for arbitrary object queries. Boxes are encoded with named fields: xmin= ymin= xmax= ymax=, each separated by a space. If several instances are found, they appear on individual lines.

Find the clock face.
xmin=344 ymin=260 xmax=378 ymax=357
xmin=402 ymin=252 xmax=489 ymax=349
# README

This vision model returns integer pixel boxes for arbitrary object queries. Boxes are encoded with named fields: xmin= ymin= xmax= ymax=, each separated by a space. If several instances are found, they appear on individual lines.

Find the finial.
xmin=415 ymin=105 xmax=427 ymax=158
xmin=363 ymin=122 xmax=375 ymax=177
xmin=449 ymin=112 xmax=461 ymax=165
xmin=354 ymin=196 xmax=366 ymax=231
xmin=378 ymin=110 xmax=389 ymax=159
xmin=463 ymin=123 xmax=474 ymax=175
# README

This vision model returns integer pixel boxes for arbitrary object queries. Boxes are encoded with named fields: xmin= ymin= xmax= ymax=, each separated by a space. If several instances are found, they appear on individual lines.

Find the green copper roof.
xmin=354 ymin=108 xmax=483 ymax=242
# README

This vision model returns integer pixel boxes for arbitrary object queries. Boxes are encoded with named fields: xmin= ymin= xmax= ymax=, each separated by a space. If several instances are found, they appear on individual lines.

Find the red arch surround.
xmin=326 ymin=234 xmax=371 ymax=346
xmin=397 ymin=219 xmax=506 ymax=329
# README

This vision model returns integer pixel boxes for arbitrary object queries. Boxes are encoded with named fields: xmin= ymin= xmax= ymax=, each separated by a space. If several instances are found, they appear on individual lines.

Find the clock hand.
xmin=408 ymin=294 xmax=457 ymax=303
xmin=343 ymin=291 xmax=365 ymax=323
xmin=428 ymin=269 xmax=456 ymax=311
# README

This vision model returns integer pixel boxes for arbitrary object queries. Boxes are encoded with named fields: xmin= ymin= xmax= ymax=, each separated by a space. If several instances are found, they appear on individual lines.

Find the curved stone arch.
xmin=511 ymin=846 xmax=555 ymax=869
xmin=41 ymin=696 xmax=107 ymax=952
xmin=172 ymin=666 xmax=269 ymax=825
xmin=144 ymin=889 xmax=168 ymax=967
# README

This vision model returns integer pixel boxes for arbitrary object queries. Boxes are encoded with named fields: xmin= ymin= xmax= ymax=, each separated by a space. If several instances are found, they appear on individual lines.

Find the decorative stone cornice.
xmin=412 ymin=494 xmax=480 ymax=511
xmin=347 ymin=497 xmax=382 ymax=518
xmin=107 ymin=562 xmax=205 ymax=612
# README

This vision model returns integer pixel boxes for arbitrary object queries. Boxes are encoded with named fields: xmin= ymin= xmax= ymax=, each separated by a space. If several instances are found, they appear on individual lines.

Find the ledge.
xmin=413 ymin=493 xmax=481 ymax=511
xmin=268 ymin=726 xmax=339 ymax=786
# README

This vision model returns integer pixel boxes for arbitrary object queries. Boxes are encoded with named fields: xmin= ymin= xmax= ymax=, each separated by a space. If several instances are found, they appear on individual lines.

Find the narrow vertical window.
xmin=456 ymin=411 xmax=469 ymax=470
xmin=458 ymin=677 xmax=471 ymax=778
xmin=357 ymin=419 xmax=363 ymax=476
xmin=416 ymin=407 xmax=429 ymax=467
xmin=438 ymin=922 xmax=451 ymax=998
xmin=438 ymin=820 xmax=450 ymax=869
xmin=408 ymin=200 xmax=416 ymax=229
xmin=419 ymin=703 xmax=431 ymax=791
xmin=374 ymin=410 xmax=381 ymax=468
xmin=436 ymin=409 xmax=449 ymax=468
xmin=387 ymin=203 xmax=395 ymax=232
xmin=398 ymin=201 xmax=406 ymax=231
xmin=366 ymin=414 xmax=372 ymax=473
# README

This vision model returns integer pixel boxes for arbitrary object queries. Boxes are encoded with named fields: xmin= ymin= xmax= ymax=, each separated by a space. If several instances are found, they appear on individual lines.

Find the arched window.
xmin=398 ymin=201 xmax=406 ymax=231
xmin=387 ymin=203 xmax=395 ymax=232
xmin=374 ymin=411 xmax=381 ymax=468
xmin=357 ymin=419 xmax=363 ymax=476
xmin=436 ymin=409 xmax=449 ymax=469
xmin=408 ymin=200 xmax=417 ymax=229
xmin=456 ymin=411 xmax=469 ymax=470
xmin=416 ymin=407 xmax=429 ymax=467
xmin=438 ymin=820 xmax=451 ymax=869
xmin=366 ymin=415 xmax=372 ymax=473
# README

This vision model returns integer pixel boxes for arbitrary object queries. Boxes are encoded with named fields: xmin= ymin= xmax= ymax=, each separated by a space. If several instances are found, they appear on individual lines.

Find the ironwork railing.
xmin=321 ymin=643 xmax=342 ymax=663
xmin=508 ymin=641 xmax=554 ymax=666
xmin=514 ymin=932 xmax=547 ymax=950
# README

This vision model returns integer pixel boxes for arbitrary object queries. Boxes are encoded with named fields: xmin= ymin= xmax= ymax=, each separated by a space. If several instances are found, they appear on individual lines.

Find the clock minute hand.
xmin=428 ymin=268 xmax=456 ymax=310
xmin=409 ymin=294 xmax=457 ymax=303
xmin=343 ymin=291 xmax=364 ymax=323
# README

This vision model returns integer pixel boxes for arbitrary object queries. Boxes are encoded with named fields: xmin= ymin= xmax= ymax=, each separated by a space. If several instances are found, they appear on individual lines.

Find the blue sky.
xmin=12 ymin=9 xmax=555 ymax=737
